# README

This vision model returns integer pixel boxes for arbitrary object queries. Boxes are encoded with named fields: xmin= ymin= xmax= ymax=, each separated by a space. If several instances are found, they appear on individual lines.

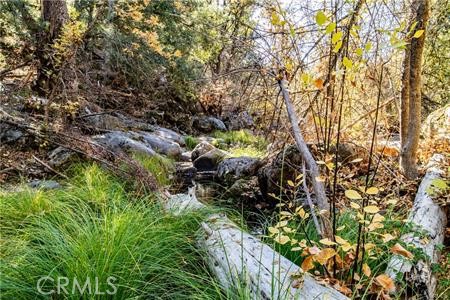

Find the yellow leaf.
xmin=365 ymin=187 xmax=379 ymax=195
xmin=268 ymin=227 xmax=279 ymax=234
xmin=337 ymin=225 xmax=345 ymax=231
xmin=413 ymin=29 xmax=424 ymax=38
xmin=319 ymin=238 xmax=336 ymax=246
xmin=345 ymin=189 xmax=362 ymax=200
xmin=325 ymin=22 xmax=336 ymax=34
xmin=315 ymin=11 xmax=327 ymax=26
xmin=391 ymin=243 xmax=413 ymax=259
xmin=365 ymin=42 xmax=372 ymax=51
xmin=287 ymin=180 xmax=295 ymax=187
xmin=332 ymin=40 xmax=342 ymax=53
xmin=298 ymin=208 xmax=308 ymax=219
xmin=280 ymin=211 xmax=292 ymax=216
xmin=375 ymin=274 xmax=396 ymax=292
xmin=315 ymin=176 xmax=326 ymax=182
xmin=382 ymin=233 xmax=395 ymax=243
xmin=315 ymin=248 xmax=336 ymax=264
xmin=350 ymin=202 xmax=361 ymax=209
xmin=372 ymin=213 xmax=385 ymax=223
xmin=367 ymin=222 xmax=383 ymax=231
xmin=342 ymin=57 xmax=353 ymax=69
xmin=335 ymin=235 xmax=348 ymax=245
xmin=362 ymin=263 xmax=371 ymax=277
xmin=332 ymin=31 xmax=343 ymax=44
xmin=276 ymin=220 xmax=288 ymax=227
xmin=341 ymin=243 xmax=353 ymax=252
xmin=355 ymin=48 xmax=363 ymax=56
xmin=274 ymin=234 xmax=290 ymax=245
xmin=301 ymin=255 xmax=315 ymax=272
xmin=363 ymin=205 xmax=379 ymax=214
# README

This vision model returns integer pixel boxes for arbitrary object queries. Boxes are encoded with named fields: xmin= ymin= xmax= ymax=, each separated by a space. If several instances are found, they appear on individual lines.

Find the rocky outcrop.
xmin=93 ymin=131 xmax=156 ymax=157
xmin=191 ymin=141 xmax=216 ymax=161
xmin=193 ymin=148 xmax=228 ymax=171
xmin=193 ymin=116 xmax=227 ymax=133
xmin=217 ymin=156 xmax=262 ymax=182
xmin=152 ymin=126 xmax=185 ymax=146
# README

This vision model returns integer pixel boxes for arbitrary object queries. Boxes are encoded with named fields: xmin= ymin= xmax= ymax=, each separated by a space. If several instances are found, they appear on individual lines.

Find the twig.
xmin=32 ymin=155 xmax=69 ymax=180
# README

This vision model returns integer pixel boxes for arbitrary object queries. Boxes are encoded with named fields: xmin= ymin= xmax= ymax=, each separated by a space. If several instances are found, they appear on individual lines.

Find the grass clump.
xmin=0 ymin=163 xmax=232 ymax=299
xmin=185 ymin=135 xmax=200 ymax=150
xmin=213 ymin=130 xmax=267 ymax=155
xmin=132 ymin=153 xmax=175 ymax=186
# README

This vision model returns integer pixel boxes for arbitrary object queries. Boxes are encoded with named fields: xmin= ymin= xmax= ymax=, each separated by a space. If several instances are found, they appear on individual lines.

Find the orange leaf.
xmin=362 ymin=263 xmax=371 ymax=277
xmin=315 ymin=248 xmax=336 ymax=265
xmin=314 ymin=78 xmax=324 ymax=89
xmin=375 ymin=274 xmax=396 ymax=292
xmin=301 ymin=255 xmax=315 ymax=272
xmin=391 ymin=243 xmax=413 ymax=259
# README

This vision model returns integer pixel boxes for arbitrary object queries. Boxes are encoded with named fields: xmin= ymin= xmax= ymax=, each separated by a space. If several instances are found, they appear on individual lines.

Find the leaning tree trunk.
xmin=400 ymin=0 xmax=430 ymax=179
xmin=278 ymin=78 xmax=332 ymax=239
xmin=386 ymin=154 xmax=447 ymax=299
xmin=35 ymin=0 xmax=69 ymax=96
xmin=164 ymin=191 xmax=347 ymax=300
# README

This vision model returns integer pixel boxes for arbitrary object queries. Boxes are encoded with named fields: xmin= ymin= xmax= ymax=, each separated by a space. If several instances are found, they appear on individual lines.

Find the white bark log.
xmin=164 ymin=189 xmax=348 ymax=300
xmin=386 ymin=154 xmax=447 ymax=299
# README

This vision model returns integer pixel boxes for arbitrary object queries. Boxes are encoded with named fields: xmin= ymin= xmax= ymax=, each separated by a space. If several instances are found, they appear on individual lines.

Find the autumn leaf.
xmin=375 ymin=274 xmax=396 ymax=292
xmin=301 ymin=255 xmax=315 ymax=272
xmin=382 ymin=233 xmax=395 ymax=243
xmin=268 ymin=227 xmax=279 ymax=234
xmin=315 ymin=11 xmax=327 ymax=26
xmin=335 ymin=235 xmax=348 ymax=245
xmin=413 ymin=29 xmax=424 ymax=38
xmin=342 ymin=57 xmax=353 ymax=69
xmin=274 ymin=234 xmax=290 ymax=245
xmin=391 ymin=243 xmax=413 ymax=259
xmin=315 ymin=248 xmax=336 ymax=264
xmin=345 ymin=189 xmax=362 ymax=200
xmin=325 ymin=22 xmax=336 ymax=34
xmin=332 ymin=31 xmax=343 ymax=44
xmin=314 ymin=78 xmax=324 ymax=89
xmin=320 ymin=238 xmax=337 ymax=246
xmin=362 ymin=263 xmax=371 ymax=277
xmin=287 ymin=180 xmax=295 ymax=187
xmin=350 ymin=202 xmax=361 ymax=209
xmin=363 ymin=205 xmax=380 ymax=214
xmin=365 ymin=187 xmax=379 ymax=195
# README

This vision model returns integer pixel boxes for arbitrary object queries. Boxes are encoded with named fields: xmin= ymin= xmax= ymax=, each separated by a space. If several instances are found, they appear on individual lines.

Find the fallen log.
xmin=164 ymin=190 xmax=348 ymax=300
xmin=386 ymin=154 xmax=447 ymax=299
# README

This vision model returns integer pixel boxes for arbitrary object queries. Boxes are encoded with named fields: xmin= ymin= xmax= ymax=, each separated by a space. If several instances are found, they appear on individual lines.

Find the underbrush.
xmin=0 ymin=164 xmax=234 ymax=299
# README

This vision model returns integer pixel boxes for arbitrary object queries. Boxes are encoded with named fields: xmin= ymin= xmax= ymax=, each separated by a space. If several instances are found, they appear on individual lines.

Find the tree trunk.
xmin=278 ymin=78 xmax=332 ymax=239
xmin=35 ymin=0 xmax=69 ymax=96
xmin=386 ymin=154 xmax=447 ymax=300
xmin=164 ymin=191 xmax=348 ymax=300
xmin=400 ymin=0 xmax=430 ymax=179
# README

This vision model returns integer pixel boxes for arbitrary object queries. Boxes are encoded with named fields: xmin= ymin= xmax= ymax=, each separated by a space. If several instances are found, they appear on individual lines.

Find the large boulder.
xmin=191 ymin=141 xmax=216 ymax=161
xmin=225 ymin=176 xmax=260 ymax=200
xmin=153 ymin=127 xmax=185 ymax=146
xmin=93 ymin=131 xmax=156 ymax=157
xmin=217 ymin=157 xmax=262 ymax=182
xmin=137 ymin=132 xmax=182 ymax=158
xmin=193 ymin=116 xmax=227 ymax=133
xmin=193 ymin=148 xmax=228 ymax=171
xmin=422 ymin=104 xmax=450 ymax=140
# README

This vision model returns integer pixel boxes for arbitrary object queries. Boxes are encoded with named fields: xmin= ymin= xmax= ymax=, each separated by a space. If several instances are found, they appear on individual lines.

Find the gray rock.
xmin=217 ymin=157 xmax=262 ymax=182
xmin=224 ymin=111 xmax=254 ymax=130
xmin=257 ymin=145 xmax=303 ymax=199
xmin=175 ymin=162 xmax=197 ymax=187
xmin=193 ymin=148 xmax=228 ymax=171
xmin=137 ymin=132 xmax=182 ymax=158
xmin=153 ymin=127 xmax=185 ymax=146
xmin=93 ymin=131 xmax=156 ymax=157
xmin=28 ymin=180 xmax=61 ymax=190
xmin=226 ymin=177 xmax=259 ymax=199
xmin=191 ymin=141 xmax=216 ymax=161
xmin=0 ymin=122 xmax=25 ymax=144
xmin=180 ymin=151 xmax=192 ymax=162
xmin=48 ymin=146 xmax=77 ymax=167
xmin=193 ymin=116 xmax=227 ymax=132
